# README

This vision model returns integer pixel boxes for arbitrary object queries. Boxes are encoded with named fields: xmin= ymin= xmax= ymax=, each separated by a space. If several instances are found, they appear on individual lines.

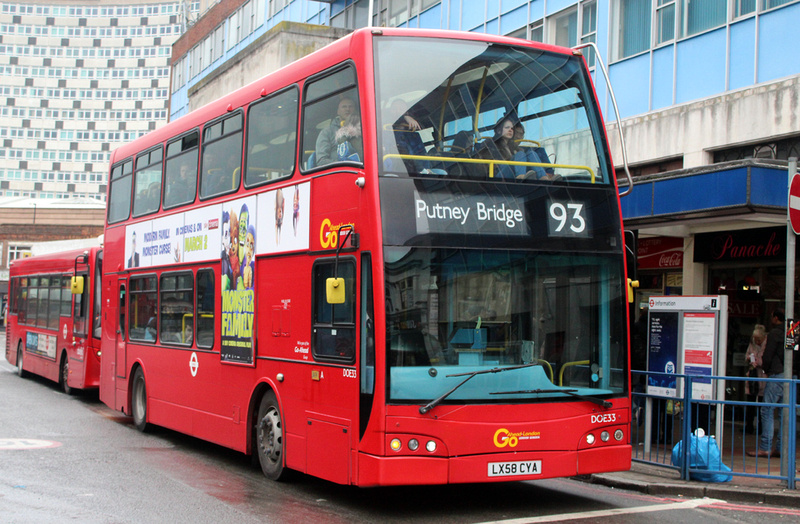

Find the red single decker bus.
xmin=6 ymin=247 xmax=103 ymax=394
xmin=100 ymin=28 xmax=632 ymax=486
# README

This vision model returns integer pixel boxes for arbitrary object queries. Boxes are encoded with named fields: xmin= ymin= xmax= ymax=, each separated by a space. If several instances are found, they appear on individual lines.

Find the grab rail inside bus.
xmin=383 ymin=153 xmax=595 ymax=181
xmin=571 ymin=42 xmax=633 ymax=197
xmin=535 ymin=359 xmax=554 ymax=383
xmin=559 ymin=360 xmax=590 ymax=387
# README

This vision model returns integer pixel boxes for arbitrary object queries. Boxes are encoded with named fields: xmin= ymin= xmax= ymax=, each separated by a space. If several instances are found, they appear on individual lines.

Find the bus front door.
xmin=116 ymin=281 xmax=128 ymax=381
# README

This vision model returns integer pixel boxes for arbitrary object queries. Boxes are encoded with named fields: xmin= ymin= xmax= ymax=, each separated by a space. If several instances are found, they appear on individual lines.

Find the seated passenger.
xmin=386 ymin=99 xmax=443 ymax=175
xmin=475 ymin=117 xmax=517 ymax=179
xmin=141 ymin=182 xmax=160 ymax=212
xmin=333 ymin=113 xmax=363 ymax=163
xmin=512 ymin=123 xmax=556 ymax=180
xmin=166 ymin=163 xmax=196 ymax=205
xmin=315 ymin=97 xmax=359 ymax=167
xmin=445 ymin=130 xmax=481 ymax=179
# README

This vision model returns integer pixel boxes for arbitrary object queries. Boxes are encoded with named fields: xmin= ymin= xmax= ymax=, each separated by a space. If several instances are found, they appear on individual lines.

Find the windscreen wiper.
xmin=419 ymin=363 xmax=541 ymax=414
xmin=491 ymin=388 xmax=612 ymax=409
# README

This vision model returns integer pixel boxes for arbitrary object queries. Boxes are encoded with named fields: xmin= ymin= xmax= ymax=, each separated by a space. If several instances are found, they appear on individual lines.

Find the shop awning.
xmin=621 ymin=160 xmax=788 ymax=227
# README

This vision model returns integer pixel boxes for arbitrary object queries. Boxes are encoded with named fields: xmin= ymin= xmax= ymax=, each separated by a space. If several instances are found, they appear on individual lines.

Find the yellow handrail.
xmin=473 ymin=67 xmax=489 ymax=138
xmin=559 ymin=360 xmax=590 ymax=387
xmin=536 ymin=359 xmax=554 ymax=383
xmin=382 ymin=153 xmax=595 ymax=182
xmin=438 ymin=76 xmax=454 ymax=144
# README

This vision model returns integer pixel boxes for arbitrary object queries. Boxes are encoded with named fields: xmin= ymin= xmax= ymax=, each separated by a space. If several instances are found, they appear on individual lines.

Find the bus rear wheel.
xmin=60 ymin=353 xmax=73 ymax=395
xmin=256 ymin=391 xmax=285 ymax=480
xmin=16 ymin=343 xmax=27 ymax=378
xmin=131 ymin=367 xmax=149 ymax=432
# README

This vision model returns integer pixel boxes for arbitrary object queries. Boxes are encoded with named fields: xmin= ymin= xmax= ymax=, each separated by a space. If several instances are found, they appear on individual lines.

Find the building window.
xmin=656 ymin=0 xmax=675 ymax=44
xmin=551 ymin=2 xmax=596 ymax=66
xmin=612 ymin=0 xmax=651 ymax=61
xmin=8 ymin=245 xmax=31 ymax=265
xmin=680 ymin=0 xmax=726 ymax=38
xmin=734 ymin=0 xmax=756 ymax=17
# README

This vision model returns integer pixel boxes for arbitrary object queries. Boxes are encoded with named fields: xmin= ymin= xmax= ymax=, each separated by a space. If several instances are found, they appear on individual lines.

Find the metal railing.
xmin=631 ymin=370 xmax=798 ymax=488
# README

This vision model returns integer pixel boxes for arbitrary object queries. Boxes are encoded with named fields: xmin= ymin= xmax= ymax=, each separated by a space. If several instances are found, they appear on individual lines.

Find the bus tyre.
xmin=16 ymin=343 xmax=28 ymax=378
xmin=256 ymin=391 xmax=285 ymax=480
xmin=60 ymin=353 xmax=73 ymax=395
xmin=131 ymin=367 xmax=149 ymax=432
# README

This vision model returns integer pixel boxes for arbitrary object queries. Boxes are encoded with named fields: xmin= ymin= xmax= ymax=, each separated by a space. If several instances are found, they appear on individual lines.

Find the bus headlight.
xmin=614 ymin=429 xmax=624 ymax=441
xmin=408 ymin=439 xmax=419 ymax=451
xmin=390 ymin=438 xmax=402 ymax=452
xmin=586 ymin=433 xmax=596 ymax=445
xmin=426 ymin=440 xmax=437 ymax=452
xmin=601 ymin=431 xmax=610 ymax=442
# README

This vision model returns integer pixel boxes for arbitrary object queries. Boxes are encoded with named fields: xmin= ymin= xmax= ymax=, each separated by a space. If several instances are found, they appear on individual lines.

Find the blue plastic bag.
xmin=671 ymin=431 xmax=732 ymax=482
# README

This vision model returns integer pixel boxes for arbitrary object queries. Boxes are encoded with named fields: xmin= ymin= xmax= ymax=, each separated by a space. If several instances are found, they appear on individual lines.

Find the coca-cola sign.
xmin=638 ymin=237 xmax=683 ymax=270
xmin=694 ymin=226 xmax=785 ymax=263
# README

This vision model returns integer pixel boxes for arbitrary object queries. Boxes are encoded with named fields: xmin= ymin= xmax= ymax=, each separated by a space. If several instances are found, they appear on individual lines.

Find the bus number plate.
xmin=487 ymin=460 xmax=542 ymax=477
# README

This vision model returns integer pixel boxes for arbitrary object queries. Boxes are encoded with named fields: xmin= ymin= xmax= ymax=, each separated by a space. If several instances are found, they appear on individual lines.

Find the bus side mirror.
xmin=71 ymin=276 xmax=84 ymax=295
xmin=326 ymin=277 xmax=345 ymax=304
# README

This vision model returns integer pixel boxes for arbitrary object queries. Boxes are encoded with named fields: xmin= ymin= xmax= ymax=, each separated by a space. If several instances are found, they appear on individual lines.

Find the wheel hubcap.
xmin=259 ymin=408 xmax=282 ymax=463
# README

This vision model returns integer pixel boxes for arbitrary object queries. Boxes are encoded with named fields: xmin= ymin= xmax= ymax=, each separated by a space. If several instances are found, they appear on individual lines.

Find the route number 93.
xmin=547 ymin=202 xmax=588 ymax=237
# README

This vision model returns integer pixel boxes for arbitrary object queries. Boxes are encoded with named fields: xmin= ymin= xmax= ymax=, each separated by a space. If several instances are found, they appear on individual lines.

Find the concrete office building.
xmin=0 ymin=0 xmax=192 ymax=200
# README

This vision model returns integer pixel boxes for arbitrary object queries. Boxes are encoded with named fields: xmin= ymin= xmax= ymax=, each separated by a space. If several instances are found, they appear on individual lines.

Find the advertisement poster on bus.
xmin=220 ymin=195 xmax=257 ymax=363
xmin=257 ymin=181 xmax=310 ymax=254
xmin=125 ymin=209 xmax=221 ymax=268
xmin=26 ymin=332 xmax=57 ymax=360
xmin=180 ymin=205 xmax=221 ymax=263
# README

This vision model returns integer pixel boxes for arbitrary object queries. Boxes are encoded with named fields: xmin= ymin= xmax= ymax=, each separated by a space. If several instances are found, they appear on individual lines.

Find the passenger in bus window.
xmin=334 ymin=113 xmax=362 ymax=163
xmin=315 ymin=97 xmax=358 ymax=166
xmin=144 ymin=317 xmax=157 ymax=341
xmin=512 ymin=123 xmax=557 ymax=181
xmin=140 ymin=182 xmax=160 ymax=211
xmin=166 ymin=163 xmax=195 ymax=205
xmin=207 ymin=153 xmax=238 ymax=195
xmin=476 ymin=117 xmax=517 ymax=179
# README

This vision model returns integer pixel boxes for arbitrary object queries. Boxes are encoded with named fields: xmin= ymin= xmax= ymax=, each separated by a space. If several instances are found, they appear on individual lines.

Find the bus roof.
xmin=9 ymin=246 xmax=100 ymax=275
xmin=109 ymin=28 xmax=575 ymax=166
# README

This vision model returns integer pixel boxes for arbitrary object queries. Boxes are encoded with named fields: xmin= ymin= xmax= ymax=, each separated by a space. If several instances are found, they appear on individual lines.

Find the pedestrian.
xmin=744 ymin=324 xmax=767 ymax=433
xmin=748 ymin=309 xmax=785 ymax=458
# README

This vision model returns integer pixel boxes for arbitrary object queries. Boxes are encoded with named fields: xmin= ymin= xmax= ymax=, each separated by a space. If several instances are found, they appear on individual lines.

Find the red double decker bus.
xmin=100 ymin=28 xmax=632 ymax=486
xmin=6 ymin=247 xmax=103 ymax=394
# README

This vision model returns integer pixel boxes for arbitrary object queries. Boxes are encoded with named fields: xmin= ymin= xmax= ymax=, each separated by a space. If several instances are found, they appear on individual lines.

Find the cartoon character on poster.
xmin=239 ymin=225 xmax=255 ymax=290
xmin=221 ymin=209 xmax=240 ymax=291
xmin=275 ymin=188 xmax=284 ymax=244
xmin=292 ymin=186 xmax=300 ymax=236
xmin=220 ymin=197 xmax=257 ymax=363
xmin=238 ymin=203 xmax=250 ymax=266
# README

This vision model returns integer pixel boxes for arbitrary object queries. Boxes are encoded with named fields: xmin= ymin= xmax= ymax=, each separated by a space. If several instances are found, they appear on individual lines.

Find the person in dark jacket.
xmin=748 ymin=309 xmax=785 ymax=458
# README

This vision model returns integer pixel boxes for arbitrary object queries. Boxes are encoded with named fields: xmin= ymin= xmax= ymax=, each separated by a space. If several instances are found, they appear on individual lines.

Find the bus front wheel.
xmin=16 ymin=343 xmax=27 ymax=378
xmin=131 ymin=367 xmax=149 ymax=432
xmin=60 ymin=352 xmax=73 ymax=395
xmin=256 ymin=391 xmax=285 ymax=480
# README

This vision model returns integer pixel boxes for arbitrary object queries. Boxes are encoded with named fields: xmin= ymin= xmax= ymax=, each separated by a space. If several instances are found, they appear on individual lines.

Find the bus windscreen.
xmin=374 ymin=37 xmax=611 ymax=185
